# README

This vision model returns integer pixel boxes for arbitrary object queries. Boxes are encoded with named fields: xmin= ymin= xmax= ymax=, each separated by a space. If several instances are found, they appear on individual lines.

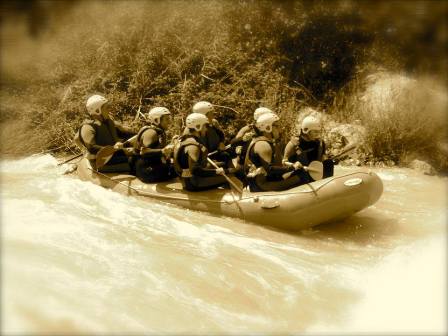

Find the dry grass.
xmin=1 ymin=1 xmax=447 ymax=171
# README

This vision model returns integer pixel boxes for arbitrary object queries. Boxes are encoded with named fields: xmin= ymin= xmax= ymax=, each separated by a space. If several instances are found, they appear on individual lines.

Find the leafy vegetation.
xmin=1 ymin=0 xmax=446 ymax=170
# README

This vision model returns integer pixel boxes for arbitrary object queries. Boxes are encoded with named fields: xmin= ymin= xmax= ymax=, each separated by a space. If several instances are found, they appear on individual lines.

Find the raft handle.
xmin=260 ymin=199 xmax=280 ymax=209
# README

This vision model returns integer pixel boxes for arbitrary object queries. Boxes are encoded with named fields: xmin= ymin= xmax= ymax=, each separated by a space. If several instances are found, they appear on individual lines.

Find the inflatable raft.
xmin=75 ymin=158 xmax=383 ymax=231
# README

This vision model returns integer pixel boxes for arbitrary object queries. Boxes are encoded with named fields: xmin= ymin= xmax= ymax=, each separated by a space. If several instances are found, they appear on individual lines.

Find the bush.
xmin=352 ymin=72 xmax=448 ymax=170
xmin=1 ymin=0 xmax=447 ymax=171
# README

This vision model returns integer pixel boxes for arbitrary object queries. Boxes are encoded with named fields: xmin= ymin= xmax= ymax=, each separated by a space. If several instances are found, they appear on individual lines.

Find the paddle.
xmin=329 ymin=142 xmax=358 ymax=163
xmin=33 ymin=145 xmax=65 ymax=157
xmin=206 ymin=157 xmax=244 ymax=195
xmin=282 ymin=160 xmax=324 ymax=181
xmin=57 ymin=153 xmax=83 ymax=166
xmin=95 ymin=135 xmax=138 ymax=170
xmin=207 ymin=144 xmax=231 ymax=157
xmin=95 ymin=146 xmax=118 ymax=169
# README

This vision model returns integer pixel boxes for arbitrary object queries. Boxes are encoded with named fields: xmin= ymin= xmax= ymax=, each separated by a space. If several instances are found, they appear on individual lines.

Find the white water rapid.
xmin=1 ymin=154 xmax=446 ymax=334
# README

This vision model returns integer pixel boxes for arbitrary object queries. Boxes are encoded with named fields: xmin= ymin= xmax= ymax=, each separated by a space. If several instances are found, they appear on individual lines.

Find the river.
xmin=1 ymin=154 xmax=446 ymax=334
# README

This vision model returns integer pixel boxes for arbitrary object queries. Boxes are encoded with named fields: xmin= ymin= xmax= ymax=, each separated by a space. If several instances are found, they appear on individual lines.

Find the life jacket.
xmin=74 ymin=120 xmax=95 ymax=154
xmin=243 ymin=135 xmax=273 ymax=177
xmin=135 ymin=124 xmax=166 ymax=150
xmin=289 ymin=135 xmax=325 ymax=164
xmin=201 ymin=119 xmax=225 ymax=152
xmin=173 ymin=134 xmax=208 ymax=178
xmin=74 ymin=119 xmax=118 ymax=160
xmin=233 ymin=124 xmax=256 ymax=163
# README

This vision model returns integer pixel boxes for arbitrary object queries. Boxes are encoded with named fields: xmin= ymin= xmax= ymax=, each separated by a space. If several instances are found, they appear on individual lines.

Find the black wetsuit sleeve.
xmin=114 ymin=121 xmax=136 ymax=138
xmin=191 ymin=161 xmax=220 ymax=177
xmin=186 ymin=145 xmax=219 ymax=177
xmin=255 ymin=142 xmax=292 ymax=175
xmin=230 ymin=126 xmax=250 ymax=146
xmin=230 ymin=137 xmax=246 ymax=147
xmin=283 ymin=141 xmax=296 ymax=163
xmin=260 ymin=157 xmax=292 ymax=175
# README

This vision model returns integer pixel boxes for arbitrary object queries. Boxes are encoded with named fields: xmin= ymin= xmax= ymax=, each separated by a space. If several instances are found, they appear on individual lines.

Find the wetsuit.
xmin=174 ymin=134 xmax=228 ymax=191
xmin=283 ymin=134 xmax=334 ymax=178
xmin=134 ymin=125 xmax=175 ymax=183
xmin=244 ymin=136 xmax=305 ymax=192
xmin=230 ymin=124 xmax=255 ymax=166
xmin=78 ymin=118 xmax=135 ymax=172
xmin=201 ymin=119 xmax=232 ymax=167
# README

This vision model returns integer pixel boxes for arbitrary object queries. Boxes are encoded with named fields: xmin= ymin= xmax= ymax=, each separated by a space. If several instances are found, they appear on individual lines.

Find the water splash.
xmin=1 ymin=155 xmax=446 ymax=334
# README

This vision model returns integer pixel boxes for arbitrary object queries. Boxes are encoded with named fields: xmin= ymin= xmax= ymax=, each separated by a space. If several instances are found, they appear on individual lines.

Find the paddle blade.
xmin=306 ymin=161 xmax=324 ymax=180
xmin=95 ymin=146 xmax=117 ymax=169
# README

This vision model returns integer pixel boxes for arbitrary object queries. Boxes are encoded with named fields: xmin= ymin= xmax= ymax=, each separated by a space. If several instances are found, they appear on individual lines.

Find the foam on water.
xmin=1 ymin=155 xmax=446 ymax=334
xmin=308 ymin=234 xmax=447 ymax=334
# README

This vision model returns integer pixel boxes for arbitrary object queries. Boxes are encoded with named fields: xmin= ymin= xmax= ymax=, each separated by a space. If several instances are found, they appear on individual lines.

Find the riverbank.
xmin=1 ymin=1 xmax=446 ymax=173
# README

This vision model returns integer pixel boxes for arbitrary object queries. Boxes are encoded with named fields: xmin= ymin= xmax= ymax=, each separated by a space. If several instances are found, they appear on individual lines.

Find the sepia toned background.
xmin=1 ymin=0 xmax=447 ymax=171
xmin=1 ymin=1 xmax=447 ymax=335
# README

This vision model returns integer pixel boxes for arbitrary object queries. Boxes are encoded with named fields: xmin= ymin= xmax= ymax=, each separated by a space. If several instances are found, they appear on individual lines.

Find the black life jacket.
xmin=173 ymin=134 xmax=208 ymax=178
xmin=135 ymin=124 xmax=166 ymax=150
xmin=243 ymin=135 xmax=273 ymax=176
xmin=289 ymin=135 xmax=325 ymax=164
xmin=201 ymin=119 xmax=225 ymax=152
xmin=75 ymin=118 xmax=119 ymax=159
xmin=234 ymin=123 xmax=256 ymax=163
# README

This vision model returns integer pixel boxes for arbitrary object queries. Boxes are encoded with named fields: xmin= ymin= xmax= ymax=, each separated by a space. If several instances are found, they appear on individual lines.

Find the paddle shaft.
xmin=123 ymin=134 xmax=138 ymax=147
xmin=207 ymin=144 xmax=231 ymax=157
xmin=206 ymin=157 xmax=243 ymax=194
xmin=282 ymin=161 xmax=323 ymax=180
xmin=330 ymin=142 xmax=357 ymax=161
xmin=34 ymin=145 xmax=66 ymax=156
xmin=57 ymin=153 xmax=83 ymax=166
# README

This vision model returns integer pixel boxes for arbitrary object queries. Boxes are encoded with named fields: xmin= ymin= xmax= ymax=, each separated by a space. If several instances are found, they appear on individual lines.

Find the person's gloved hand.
xmin=242 ymin=131 xmax=254 ymax=142
xmin=218 ymin=143 xmax=227 ymax=151
xmin=215 ymin=167 xmax=225 ymax=175
xmin=114 ymin=142 xmax=124 ymax=150
xmin=293 ymin=161 xmax=303 ymax=170
xmin=162 ymin=144 xmax=174 ymax=157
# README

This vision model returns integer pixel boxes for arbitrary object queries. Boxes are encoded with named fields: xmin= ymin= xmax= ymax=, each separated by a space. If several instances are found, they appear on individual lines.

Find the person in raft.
xmin=282 ymin=115 xmax=334 ymax=179
xmin=243 ymin=112 xmax=304 ymax=192
xmin=173 ymin=113 xmax=234 ymax=191
xmin=230 ymin=107 xmax=273 ymax=167
xmin=76 ymin=94 xmax=136 ymax=172
xmin=192 ymin=101 xmax=233 ymax=168
xmin=134 ymin=107 xmax=176 ymax=183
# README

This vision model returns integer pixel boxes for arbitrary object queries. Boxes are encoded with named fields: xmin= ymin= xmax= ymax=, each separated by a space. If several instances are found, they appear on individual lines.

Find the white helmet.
xmin=186 ymin=113 xmax=209 ymax=131
xmin=255 ymin=112 xmax=280 ymax=133
xmin=86 ymin=94 xmax=108 ymax=114
xmin=301 ymin=116 xmax=321 ymax=134
xmin=192 ymin=101 xmax=214 ymax=115
xmin=147 ymin=107 xmax=171 ymax=125
xmin=253 ymin=107 xmax=273 ymax=121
